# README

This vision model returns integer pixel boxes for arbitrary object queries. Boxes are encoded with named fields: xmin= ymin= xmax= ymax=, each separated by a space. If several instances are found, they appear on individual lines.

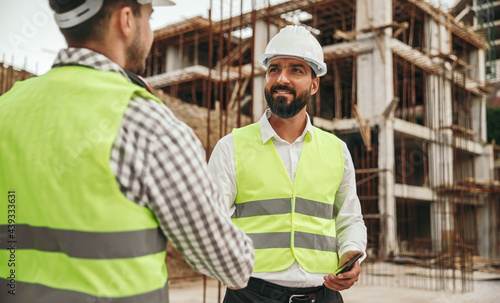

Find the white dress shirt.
xmin=208 ymin=109 xmax=367 ymax=287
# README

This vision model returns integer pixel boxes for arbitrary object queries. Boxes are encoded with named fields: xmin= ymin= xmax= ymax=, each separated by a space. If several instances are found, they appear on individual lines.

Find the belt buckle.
xmin=288 ymin=293 xmax=315 ymax=303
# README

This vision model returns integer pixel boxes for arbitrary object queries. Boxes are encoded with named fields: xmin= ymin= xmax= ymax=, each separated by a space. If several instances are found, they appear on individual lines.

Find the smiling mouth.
xmin=270 ymin=85 xmax=296 ymax=97
xmin=275 ymin=90 xmax=292 ymax=94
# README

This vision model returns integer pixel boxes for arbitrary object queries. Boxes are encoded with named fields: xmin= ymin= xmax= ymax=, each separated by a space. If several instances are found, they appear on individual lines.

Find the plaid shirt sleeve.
xmin=112 ymin=97 xmax=254 ymax=288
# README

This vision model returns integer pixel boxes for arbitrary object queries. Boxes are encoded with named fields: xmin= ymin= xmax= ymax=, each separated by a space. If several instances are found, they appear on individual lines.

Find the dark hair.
xmin=49 ymin=0 xmax=142 ymax=44
xmin=311 ymin=69 xmax=317 ymax=79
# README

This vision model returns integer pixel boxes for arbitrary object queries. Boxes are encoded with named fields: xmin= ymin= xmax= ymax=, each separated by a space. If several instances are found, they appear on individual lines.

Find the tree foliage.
xmin=487 ymin=107 xmax=500 ymax=144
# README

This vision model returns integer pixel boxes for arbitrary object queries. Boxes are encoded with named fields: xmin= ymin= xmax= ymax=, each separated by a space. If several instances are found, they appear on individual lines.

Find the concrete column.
xmin=471 ymin=96 xmax=481 ymax=141
xmin=477 ymin=194 xmax=498 ymax=258
xmin=469 ymin=48 xmax=488 ymax=142
xmin=165 ymin=46 xmax=180 ymax=73
xmin=425 ymin=15 xmax=455 ymax=253
xmin=472 ymin=0 xmax=479 ymax=28
xmin=470 ymin=48 xmax=486 ymax=83
xmin=356 ymin=0 xmax=396 ymax=257
xmin=377 ymin=118 xmax=397 ymax=257
xmin=356 ymin=0 xmax=393 ymax=119
xmin=475 ymin=144 xmax=494 ymax=180
xmin=478 ymin=50 xmax=487 ymax=142
xmin=252 ymin=21 xmax=278 ymax=121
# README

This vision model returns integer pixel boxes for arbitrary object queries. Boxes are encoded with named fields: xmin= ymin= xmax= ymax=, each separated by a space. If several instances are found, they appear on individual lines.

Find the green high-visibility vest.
xmin=0 ymin=66 xmax=168 ymax=302
xmin=232 ymin=122 xmax=344 ymax=273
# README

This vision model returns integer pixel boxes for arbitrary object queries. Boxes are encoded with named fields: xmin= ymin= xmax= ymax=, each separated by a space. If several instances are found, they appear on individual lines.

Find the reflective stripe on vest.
xmin=0 ymin=280 xmax=168 ymax=303
xmin=247 ymin=231 xmax=338 ymax=252
xmin=232 ymin=122 xmax=344 ymax=273
xmin=0 ymin=66 xmax=168 ymax=302
xmin=232 ymin=197 xmax=334 ymax=220
xmin=0 ymin=224 xmax=165 ymax=259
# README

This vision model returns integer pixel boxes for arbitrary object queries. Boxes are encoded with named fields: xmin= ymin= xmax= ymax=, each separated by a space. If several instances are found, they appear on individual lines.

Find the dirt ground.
xmin=167 ymin=277 xmax=500 ymax=303
xmin=165 ymin=247 xmax=500 ymax=303
xmin=341 ymin=280 xmax=500 ymax=303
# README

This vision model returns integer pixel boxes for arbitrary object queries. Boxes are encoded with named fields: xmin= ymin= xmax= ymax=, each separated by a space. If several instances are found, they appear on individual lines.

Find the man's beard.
xmin=126 ymin=30 xmax=148 ymax=75
xmin=264 ymin=85 xmax=311 ymax=119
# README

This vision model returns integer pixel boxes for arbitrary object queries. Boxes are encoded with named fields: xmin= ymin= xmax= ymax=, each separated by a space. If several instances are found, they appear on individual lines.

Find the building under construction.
xmin=144 ymin=0 xmax=500 ymax=292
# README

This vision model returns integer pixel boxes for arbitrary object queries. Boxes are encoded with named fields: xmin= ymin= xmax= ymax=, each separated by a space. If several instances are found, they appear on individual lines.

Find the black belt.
xmin=246 ymin=277 xmax=325 ymax=303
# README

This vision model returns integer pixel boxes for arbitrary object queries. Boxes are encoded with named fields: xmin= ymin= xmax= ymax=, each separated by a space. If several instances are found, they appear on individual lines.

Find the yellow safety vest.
xmin=0 ymin=66 xmax=168 ymax=302
xmin=232 ymin=122 xmax=344 ymax=273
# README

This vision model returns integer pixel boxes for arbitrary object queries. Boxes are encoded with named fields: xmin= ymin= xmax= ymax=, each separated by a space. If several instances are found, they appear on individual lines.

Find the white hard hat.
xmin=259 ymin=25 xmax=327 ymax=77
xmin=54 ymin=0 xmax=175 ymax=29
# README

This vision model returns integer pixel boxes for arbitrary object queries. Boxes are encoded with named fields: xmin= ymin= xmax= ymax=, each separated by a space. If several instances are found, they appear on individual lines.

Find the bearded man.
xmin=208 ymin=25 xmax=367 ymax=303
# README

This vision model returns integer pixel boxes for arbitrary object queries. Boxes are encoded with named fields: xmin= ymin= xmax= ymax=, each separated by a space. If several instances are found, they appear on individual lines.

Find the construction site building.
xmin=145 ymin=0 xmax=500 ymax=291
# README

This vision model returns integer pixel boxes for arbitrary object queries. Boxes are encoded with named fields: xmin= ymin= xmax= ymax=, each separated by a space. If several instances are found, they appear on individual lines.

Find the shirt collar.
xmin=259 ymin=108 xmax=314 ymax=144
xmin=52 ymin=47 xmax=131 ymax=82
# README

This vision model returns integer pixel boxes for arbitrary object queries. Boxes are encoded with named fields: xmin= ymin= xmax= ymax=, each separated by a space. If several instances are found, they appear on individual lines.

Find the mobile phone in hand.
xmin=335 ymin=252 xmax=363 ymax=274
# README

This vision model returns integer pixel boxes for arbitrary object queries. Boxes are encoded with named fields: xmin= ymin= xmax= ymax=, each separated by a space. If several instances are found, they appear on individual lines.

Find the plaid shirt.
xmin=52 ymin=48 xmax=254 ymax=288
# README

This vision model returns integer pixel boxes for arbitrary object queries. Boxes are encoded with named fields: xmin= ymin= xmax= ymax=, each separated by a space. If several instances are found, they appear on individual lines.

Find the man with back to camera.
xmin=0 ymin=1 xmax=254 ymax=302
xmin=208 ymin=25 xmax=367 ymax=303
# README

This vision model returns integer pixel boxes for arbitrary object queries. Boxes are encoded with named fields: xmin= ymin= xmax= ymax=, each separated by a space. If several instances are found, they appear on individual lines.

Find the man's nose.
xmin=277 ymin=71 xmax=291 ymax=85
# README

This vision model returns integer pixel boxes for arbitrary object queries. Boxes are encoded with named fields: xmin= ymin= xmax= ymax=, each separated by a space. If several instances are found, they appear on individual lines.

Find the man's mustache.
xmin=271 ymin=85 xmax=296 ymax=96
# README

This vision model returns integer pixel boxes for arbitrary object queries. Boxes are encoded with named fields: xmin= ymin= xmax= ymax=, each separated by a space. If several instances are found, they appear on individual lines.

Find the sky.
xmin=0 ymin=0 xmax=457 ymax=75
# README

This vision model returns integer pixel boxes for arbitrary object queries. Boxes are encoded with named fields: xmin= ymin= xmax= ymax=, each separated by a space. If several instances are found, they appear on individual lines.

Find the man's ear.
xmin=310 ymin=77 xmax=320 ymax=95
xmin=116 ymin=6 xmax=135 ymax=38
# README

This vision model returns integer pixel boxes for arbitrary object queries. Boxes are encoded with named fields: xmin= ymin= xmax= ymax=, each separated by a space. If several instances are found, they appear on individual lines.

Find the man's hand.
xmin=323 ymin=250 xmax=363 ymax=291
